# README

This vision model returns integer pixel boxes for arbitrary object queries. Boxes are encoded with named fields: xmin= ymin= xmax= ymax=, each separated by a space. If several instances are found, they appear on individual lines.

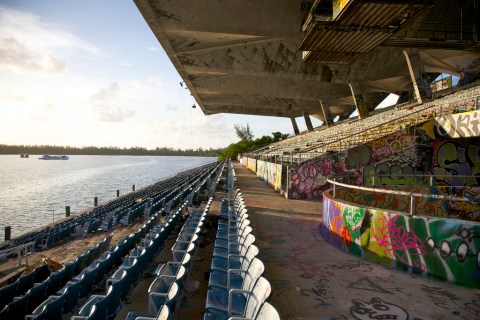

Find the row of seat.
xmin=70 ymin=162 xmax=225 ymax=320
xmin=124 ymin=196 xmax=216 ymax=319
xmin=0 ymin=235 xmax=112 ymax=320
xmin=71 ymin=203 xmax=188 ymax=320
xmin=204 ymin=178 xmax=280 ymax=320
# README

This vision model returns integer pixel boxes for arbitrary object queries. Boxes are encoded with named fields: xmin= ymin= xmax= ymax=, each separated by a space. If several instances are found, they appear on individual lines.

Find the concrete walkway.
xmin=233 ymin=163 xmax=480 ymax=320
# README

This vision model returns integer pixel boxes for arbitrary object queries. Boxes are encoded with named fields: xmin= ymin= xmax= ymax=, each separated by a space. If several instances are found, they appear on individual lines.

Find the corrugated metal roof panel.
xmin=299 ymin=0 xmax=433 ymax=64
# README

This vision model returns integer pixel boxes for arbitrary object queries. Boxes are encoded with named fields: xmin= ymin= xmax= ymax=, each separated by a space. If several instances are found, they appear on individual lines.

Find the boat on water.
xmin=38 ymin=154 xmax=69 ymax=160
xmin=20 ymin=154 xmax=29 ymax=158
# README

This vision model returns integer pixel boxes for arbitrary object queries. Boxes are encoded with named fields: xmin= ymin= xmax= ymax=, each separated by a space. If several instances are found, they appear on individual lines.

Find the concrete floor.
xmin=232 ymin=162 xmax=480 ymax=320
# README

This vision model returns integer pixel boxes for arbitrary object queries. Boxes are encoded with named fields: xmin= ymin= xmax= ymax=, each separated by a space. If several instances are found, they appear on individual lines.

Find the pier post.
xmin=4 ymin=226 xmax=11 ymax=241
xmin=117 ymin=190 xmax=120 ymax=197
xmin=65 ymin=206 xmax=71 ymax=217
xmin=94 ymin=197 xmax=98 ymax=207
xmin=132 ymin=185 xmax=135 ymax=191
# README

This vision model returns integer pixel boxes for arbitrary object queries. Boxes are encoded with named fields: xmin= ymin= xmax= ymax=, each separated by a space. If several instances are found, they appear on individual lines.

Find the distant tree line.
xmin=0 ymin=144 xmax=222 ymax=157
xmin=218 ymin=124 xmax=289 ymax=160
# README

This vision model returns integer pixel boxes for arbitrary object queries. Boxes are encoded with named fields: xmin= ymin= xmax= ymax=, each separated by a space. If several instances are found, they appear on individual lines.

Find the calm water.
xmin=0 ymin=155 xmax=216 ymax=240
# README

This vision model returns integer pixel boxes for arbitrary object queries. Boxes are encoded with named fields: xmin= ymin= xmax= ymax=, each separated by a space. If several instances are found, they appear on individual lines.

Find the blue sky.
xmin=0 ymin=0 xmax=312 ymax=149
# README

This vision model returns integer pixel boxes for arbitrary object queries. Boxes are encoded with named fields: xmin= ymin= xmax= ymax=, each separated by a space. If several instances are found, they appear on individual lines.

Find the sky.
xmin=0 ymin=1 xmax=398 ymax=150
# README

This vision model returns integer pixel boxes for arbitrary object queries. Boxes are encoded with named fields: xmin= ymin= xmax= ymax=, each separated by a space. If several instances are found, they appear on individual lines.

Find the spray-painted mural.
xmin=322 ymin=191 xmax=480 ymax=288
xmin=256 ymin=160 xmax=286 ymax=193
xmin=245 ymin=157 xmax=257 ymax=173
xmin=288 ymin=130 xmax=419 ymax=200
xmin=288 ymin=115 xmax=480 ymax=220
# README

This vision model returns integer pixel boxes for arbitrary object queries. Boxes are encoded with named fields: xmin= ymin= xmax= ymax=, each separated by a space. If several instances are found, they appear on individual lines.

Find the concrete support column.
xmin=319 ymin=100 xmax=329 ymax=127
xmin=303 ymin=111 xmax=314 ymax=132
xmin=348 ymin=84 xmax=368 ymax=119
xmin=290 ymin=117 xmax=300 ymax=135
xmin=403 ymin=50 xmax=422 ymax=105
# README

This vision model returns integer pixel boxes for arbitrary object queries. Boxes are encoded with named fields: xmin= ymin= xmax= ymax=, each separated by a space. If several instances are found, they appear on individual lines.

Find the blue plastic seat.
xmin=205 ymin=276 xmax=271 ymax=320
xmin=76 ymin=263 xmax=99 ymax=298
xmin=32 ymin=264 xmax=50 ymax=284
xmin=206 ymin=258 xmax=265 ymax=314
xmin=0 ymin=281 xmax=17 ymax=310
xmin=2 ymin=292 xmax=30 ymax=320
xmin=148 ymin=277 xmax=179 ymax=315
xmin=16 ymin=271 xmax=36 ymax=296
xmin=213 ymin=234 xmax=256 ymax=259
xmin=210 ymin=244 xmax=259 ymax=272
xmin=43 ymin=292 xmax=67 ymax=319
xmin=76 ymin=285 xmax=112 ymax=320
xmin=155 ymin=262 xmax=186 ymax=285
xmin=125 ymin=304 xmax=169 ymax=320
xmin=60 ymin=276 xmax=84 ymax=313
xmin=25 ymin=280 xmax=49 ymax=314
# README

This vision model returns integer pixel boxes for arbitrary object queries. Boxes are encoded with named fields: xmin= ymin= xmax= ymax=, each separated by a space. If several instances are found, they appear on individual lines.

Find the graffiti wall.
xmin=245 ymin=157 xmax=257 ymax=173
xmin=322 ymin=191 xmax=480 ymax=288
xmin=288 ymin=130 xmax=420 ymax=200
xmin=436 ymin=110 xmax=480 ymax=138
xmin=256 ymin=160 xmax=286 ymax=193
xmin=288 ymin=115 xmax=480 ymax=220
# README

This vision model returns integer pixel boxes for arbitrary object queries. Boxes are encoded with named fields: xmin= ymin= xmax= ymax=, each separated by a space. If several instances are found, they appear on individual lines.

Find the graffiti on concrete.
xmin=436 ymin=110 xmax=480 ymax=138
xmin=256 ymin=160 xmax=285 ymax=192
xmin=350 ymin=297 xmax=409 ymax=320
xmin=323 ymin=193 xmax=480 ymax=288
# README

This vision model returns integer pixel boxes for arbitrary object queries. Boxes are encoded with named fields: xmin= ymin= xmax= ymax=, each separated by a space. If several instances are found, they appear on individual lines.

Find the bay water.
xmin=0 ymin=155 xmax=216 ymax=240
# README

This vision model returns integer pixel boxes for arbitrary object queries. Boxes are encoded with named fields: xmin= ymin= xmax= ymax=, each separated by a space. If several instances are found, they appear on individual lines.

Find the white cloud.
xmin=131 ymin=76 xmax=164 ymax=92
xmin=0 ymin=5 xmax=98 ymax=75
xmin=148 ymin=46 xmax=160 ymax=52
xmin=91 ymin=83 xmax=135 ymax=122
xmin=0 ymin=37 xmax=65 ymax=74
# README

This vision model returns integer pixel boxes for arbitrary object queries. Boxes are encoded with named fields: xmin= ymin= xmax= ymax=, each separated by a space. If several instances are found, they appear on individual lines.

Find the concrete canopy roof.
xmin=134 ymin=0 xmax=479 ymax=123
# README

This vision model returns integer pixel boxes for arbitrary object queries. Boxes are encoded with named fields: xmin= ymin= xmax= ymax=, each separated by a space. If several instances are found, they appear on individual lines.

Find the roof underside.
xmin=134 ymin=0 xmax=480 ymax=123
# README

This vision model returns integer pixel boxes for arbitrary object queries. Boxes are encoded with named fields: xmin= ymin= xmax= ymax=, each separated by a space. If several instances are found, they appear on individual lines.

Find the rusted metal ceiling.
xmin=300 ymin=0 xmax=433 ymax=64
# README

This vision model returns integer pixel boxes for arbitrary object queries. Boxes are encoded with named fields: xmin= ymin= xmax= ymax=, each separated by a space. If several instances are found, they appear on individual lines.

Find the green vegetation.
xmin=218 ymin=124 xmax=289 ymax=160
xmin=0 ymin=144 xmax=221 ymax=157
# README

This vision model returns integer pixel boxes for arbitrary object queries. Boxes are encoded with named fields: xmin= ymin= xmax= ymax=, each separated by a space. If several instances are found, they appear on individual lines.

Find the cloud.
xmin=27 ymin=101 xmax=56 ymax=121
xmin=91 ymin=83 xmax=120 ymax=104
xmin=0 ymin=37 xmax=65 ymax=74
xmin=148 ymin=46 xmax=160 ymax=52
xmin=95 ymin=106 xmax=135 ymax=122
xmin=0 ymin=85 xmax=24 ymax=101
xmin=131 ymin=76 xmax=164 ymax=92
xmin=91 ymin=83 xmax=135 ymax=122
xmin=166 ymin=104 xmax=178 ymax=111
xmin=0 ymin=5 xmax=98 ymax=74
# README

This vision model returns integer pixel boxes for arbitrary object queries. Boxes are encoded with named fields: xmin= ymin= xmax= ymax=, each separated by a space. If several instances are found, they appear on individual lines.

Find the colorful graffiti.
xmin=256 ymin=160 xmax=285 ymax=193
xmin=288 ymin=130 xmax=417 ymax=199
xmin=322 ymin=192 xmax=480 ymax=288
xmin=245 ymin=157 xmax=257 ymax=173
xmin=436 ymin=110 xmax=480 ymax=138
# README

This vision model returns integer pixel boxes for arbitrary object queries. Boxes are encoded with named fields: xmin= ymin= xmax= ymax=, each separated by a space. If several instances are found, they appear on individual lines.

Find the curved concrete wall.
xmin=322 ymin=190 xmax=480 ymax=288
